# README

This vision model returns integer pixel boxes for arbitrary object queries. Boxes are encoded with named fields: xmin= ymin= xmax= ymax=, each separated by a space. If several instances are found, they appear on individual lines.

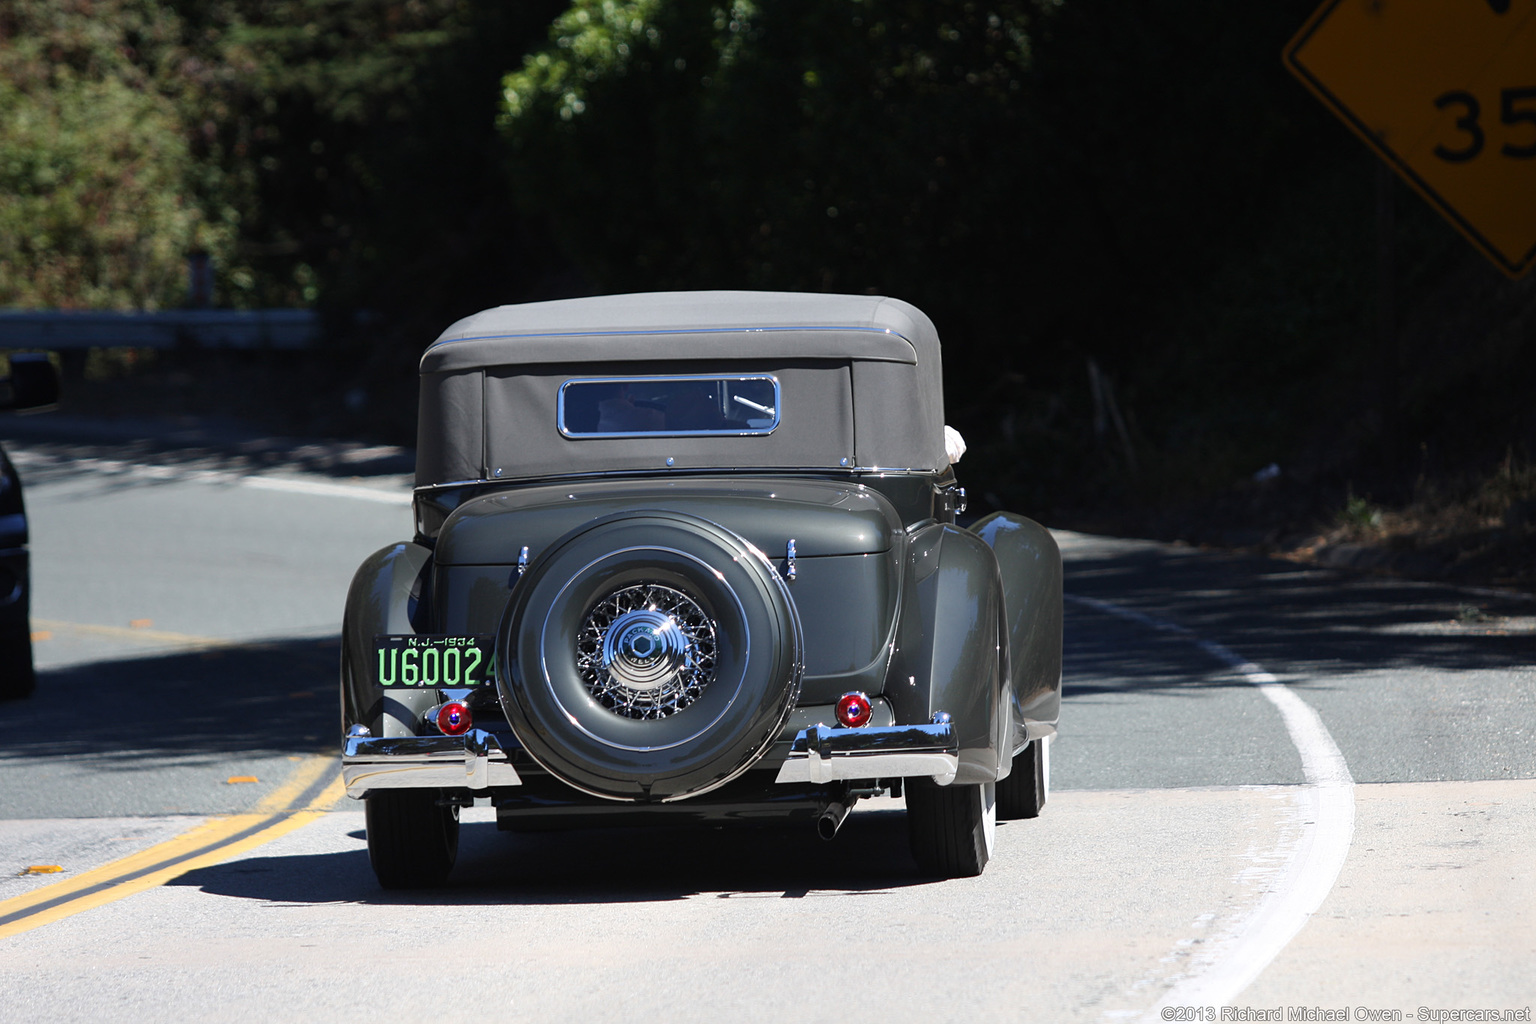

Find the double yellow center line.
xmin=0 ymin=755 xmax=345 ymax=940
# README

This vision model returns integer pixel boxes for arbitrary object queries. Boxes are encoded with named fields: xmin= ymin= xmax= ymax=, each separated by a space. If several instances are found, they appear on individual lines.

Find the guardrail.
xmin=0 ymin=310 xmax=320 ymax=350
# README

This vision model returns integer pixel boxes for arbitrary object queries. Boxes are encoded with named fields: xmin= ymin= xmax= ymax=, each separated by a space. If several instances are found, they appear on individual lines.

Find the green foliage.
xmin=500 ymin=0 xmax=1042 ymax=319
xmin=0 ymin=0 xmax=561 ymax=313
xmin=498 ymin=0 xmax=1529 ymax=517
xmin=176 ymin=0 xmax=566 ymax=316
xmin=166 ymin=0 xmax=493 ymax=307
xmin=0 ymin=0 xmax=223 ymax=309
xmin=1338 ymin=493 xmax=1383 ymax=531
xmin=2 ymin=0 xmax=1527 ymax=513
xmin=217 ymin=0 xmax=466 ymax=123
xmin=502 ymin=0 xmax=665 ymax=122
xmin=495 ymin=0 xmax=1353 ymax=506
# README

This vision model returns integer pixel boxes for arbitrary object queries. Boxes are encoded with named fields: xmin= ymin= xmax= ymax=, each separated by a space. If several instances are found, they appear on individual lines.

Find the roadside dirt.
xmin=1047 ymin=466 xmax=1536 ymax=599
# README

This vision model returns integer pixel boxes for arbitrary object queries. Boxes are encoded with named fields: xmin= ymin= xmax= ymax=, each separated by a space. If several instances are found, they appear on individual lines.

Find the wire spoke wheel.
xmin=576 ymin=583 xmax=717 ymax=719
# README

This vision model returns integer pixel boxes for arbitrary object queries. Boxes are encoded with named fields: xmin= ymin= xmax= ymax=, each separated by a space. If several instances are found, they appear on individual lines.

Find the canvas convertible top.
xmin=415 ymin=291 xmax=948 ymax=486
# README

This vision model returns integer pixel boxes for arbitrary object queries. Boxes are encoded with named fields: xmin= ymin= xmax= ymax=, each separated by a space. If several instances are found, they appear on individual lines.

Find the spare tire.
xmin=496 ymin=510 xmax=803 ymax=802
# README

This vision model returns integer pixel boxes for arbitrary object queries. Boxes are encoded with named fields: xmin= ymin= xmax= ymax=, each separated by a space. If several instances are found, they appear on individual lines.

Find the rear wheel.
xmin=997 ymin=737 xmax=1048 ymax=819
xmin=906 ymin=779 xmax=996 ymax=877
xmin=365 ymin=791 xmax=459 ymax=889
xmin=0 ymin=619 xmax=36 ymax=701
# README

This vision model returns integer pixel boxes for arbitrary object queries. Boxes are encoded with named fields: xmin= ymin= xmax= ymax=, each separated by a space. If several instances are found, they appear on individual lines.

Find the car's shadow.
xmin=166 ymin=812 xmax=963 ymax=905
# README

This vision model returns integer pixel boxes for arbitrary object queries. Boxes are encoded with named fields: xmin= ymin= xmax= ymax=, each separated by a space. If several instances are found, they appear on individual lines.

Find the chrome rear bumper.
xmin=773 ymin=721 xmax=958 ymax=786
xmin=344 ymin=719 xmax=957 ymax=798
xmin=342 ymin=729 xmax=523 ymax=798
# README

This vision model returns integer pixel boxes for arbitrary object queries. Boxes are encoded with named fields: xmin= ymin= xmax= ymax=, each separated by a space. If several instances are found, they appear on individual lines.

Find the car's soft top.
xmin=415 ymin=291 xmax=948 ymax=487
xmin=421 ymin=291 xmax=933 ymax=371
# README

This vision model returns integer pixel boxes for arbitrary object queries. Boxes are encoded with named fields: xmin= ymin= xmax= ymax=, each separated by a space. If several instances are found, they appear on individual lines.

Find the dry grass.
xmin=1285 ymin=452 xmax=1536 ymax=591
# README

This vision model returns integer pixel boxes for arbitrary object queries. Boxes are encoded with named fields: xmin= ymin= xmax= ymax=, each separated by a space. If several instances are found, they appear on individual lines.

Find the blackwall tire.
xmin=0 ymin=619 xmax=36 ymax=701
xmin=906 ymin=779 xmax=996 ymax=878
xmin=997 ymin=737 xmax=1048 ymax=820
xmin=497 ymin=511 xmax=803 ymax=803
xmin=365 ymin=790 xmax=459 ymax=889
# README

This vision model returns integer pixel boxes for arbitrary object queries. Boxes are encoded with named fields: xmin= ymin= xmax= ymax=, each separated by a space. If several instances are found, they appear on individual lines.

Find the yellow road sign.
xmin=1286 ymin=0 xmax=1536 ymax=278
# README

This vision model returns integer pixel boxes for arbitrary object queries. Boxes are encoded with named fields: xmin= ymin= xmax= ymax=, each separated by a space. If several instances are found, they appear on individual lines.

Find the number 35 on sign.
xmin=1286 ymin=0 xmax=1536 ymax=278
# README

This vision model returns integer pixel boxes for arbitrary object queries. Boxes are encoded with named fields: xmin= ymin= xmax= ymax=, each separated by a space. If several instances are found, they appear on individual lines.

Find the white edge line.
xmin=1065 ymin=594 xmax=1356 ymax=1015
xmin=240 ymin=475 xmax=412 ymax=506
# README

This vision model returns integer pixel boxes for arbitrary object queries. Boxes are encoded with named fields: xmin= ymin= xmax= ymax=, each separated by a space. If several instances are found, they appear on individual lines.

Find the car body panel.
xmin=342 ymin=541 xmax=435 ymax=737
xmin=342 ymin=292 xmax=1062 ymax=868
xmin=886 ymin=524 xmax=1007 ymax=785
xmin=974 ymin=511 xmax=1064 ymax=748
xmin=433 ymin=476 xmax=899 ymax=563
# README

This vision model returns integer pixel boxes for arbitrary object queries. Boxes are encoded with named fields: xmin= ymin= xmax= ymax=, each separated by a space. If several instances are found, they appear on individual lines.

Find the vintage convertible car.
xmin=340 ymin=292 xmax=1061 ymax=886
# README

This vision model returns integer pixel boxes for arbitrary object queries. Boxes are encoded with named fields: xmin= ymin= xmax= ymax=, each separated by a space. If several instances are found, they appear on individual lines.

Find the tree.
xmin=500 ymin=0 xmax=1043 ymax=356
xmin=0 ymin=0 xmax=224 ymax=309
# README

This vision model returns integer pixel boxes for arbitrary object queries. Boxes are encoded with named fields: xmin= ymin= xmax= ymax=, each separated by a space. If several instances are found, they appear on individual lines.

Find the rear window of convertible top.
xmin=558 ymin=375 xmax=780 ymax=438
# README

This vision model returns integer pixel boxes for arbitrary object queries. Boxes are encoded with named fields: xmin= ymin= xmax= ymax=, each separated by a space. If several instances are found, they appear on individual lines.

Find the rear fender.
xmin=341 ymin=541 xmax=435 ymax=738
xmin=972 ymin=512 xmax=1063 ymax=752
xmin=885 ymin=524 xmax=1006 ymax=785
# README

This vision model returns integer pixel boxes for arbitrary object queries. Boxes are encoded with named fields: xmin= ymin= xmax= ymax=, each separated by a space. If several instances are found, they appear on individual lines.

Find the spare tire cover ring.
xmin=544 ymin=546 xmax=746 ymax=749
xmin=496 ymin=511 xmax=803 ymax=803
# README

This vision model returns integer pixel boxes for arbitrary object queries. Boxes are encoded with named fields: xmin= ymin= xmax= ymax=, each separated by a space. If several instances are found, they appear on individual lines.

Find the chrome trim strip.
xmin=417 ymin=478 xmax=487 ymax=490
xmin=773 ymin=721 xmax=959 ymax=786
xmin=413 ymin=467 xmax=947 ymax=493
xmin=429 ymin=324 xmax=914 ymax=350
xmin=341 ymin=729 xmax=522 ymax=798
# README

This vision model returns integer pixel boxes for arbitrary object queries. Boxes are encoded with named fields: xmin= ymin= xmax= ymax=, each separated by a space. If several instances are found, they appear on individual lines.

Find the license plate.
xmin=373 ymin=635 xmax=495 ymax=688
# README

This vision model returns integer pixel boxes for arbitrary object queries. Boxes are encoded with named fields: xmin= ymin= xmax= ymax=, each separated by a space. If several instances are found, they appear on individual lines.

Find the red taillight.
xmin=835 ymin=691 xmax=872 ymax=728
xmin=437 ymin=701 xmax=472 ymax=736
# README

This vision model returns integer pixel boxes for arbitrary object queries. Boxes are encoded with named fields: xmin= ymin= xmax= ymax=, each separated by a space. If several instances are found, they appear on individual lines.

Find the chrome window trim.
xmin=556 ymin=373 xmax=781 ymax=439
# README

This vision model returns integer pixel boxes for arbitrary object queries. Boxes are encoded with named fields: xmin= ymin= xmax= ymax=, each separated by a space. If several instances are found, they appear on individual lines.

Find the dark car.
xmin=0 ymin=353 xmax=60 ymax=700
xmin=340 ymin=292 xmax=1062 ymax=885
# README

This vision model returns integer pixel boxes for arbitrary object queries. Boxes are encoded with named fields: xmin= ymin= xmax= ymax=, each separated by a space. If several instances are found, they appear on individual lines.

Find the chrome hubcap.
xmin=602 ymin=610 xmax=688 ymax=691
xmin=577 ymin=584 xmax=717 ymax=719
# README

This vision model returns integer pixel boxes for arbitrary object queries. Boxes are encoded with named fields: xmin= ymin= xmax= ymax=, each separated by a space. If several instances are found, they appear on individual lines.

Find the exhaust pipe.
xmin=816 ymin=799 xmax=851 ymax=841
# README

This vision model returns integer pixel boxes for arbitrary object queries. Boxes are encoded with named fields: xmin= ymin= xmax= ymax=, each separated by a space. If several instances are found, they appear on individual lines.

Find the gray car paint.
xmin=342 ymin=291 xmax=1063 ymax=816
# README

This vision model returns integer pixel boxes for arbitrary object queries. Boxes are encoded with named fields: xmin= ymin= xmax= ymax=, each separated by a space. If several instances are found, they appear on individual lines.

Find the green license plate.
xmin=373 ymin=635 xmax=495 ymax=687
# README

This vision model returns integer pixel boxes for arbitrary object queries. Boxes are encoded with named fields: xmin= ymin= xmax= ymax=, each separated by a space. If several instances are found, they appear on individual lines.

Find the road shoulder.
xmin=1241 ymin=778 xmax=1536 ymax=1006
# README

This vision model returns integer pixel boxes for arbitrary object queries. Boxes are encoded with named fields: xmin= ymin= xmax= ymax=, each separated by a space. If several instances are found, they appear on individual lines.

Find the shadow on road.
xmin=166 ymin=811 xmax=946 ymax=905
xmin=1063 ymin=541 xmax=1535 ymax=694
xmin=0 ymin=637 xmax=340 ymax=766
xmin=0 ymin=413 xmax=412 ymax=485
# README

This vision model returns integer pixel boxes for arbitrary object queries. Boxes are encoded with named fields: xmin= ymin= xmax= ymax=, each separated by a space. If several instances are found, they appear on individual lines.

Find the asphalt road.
xmin=0 ymin=424 xmax=1532 ymax=1023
